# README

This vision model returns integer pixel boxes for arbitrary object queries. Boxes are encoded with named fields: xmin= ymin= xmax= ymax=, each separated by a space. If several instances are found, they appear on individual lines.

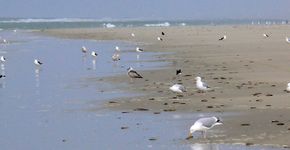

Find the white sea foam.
xmin=103 ymin=23 xmax=116 ymax=28
xmin=0 ymin=18 xmax=100 ymax=23
xmin=180 ymin=23 xmax=186 ymax=26
xmin=144 ymin=22 xmax=170 ymax=27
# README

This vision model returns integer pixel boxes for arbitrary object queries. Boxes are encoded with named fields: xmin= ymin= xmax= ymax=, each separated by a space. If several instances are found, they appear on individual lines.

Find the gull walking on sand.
xmin=34 ymin=59 xmax=43 ymax=66
xmin=169 ymin=84 xmax=186 ymax=93
xmin=286 ymin=37 xmax=290 ymax=43
xmin=0 ymin=56 xmax=6 ymax=63
xmin=127 ymin=67 xmax=143 ymax=82
xmin=218 ymin=35 xmax=226 ymax=41
xmin=186 ymin=116 xmax=223 ymax=139
xmin=195 ymin=76 xmax=210 ymax=92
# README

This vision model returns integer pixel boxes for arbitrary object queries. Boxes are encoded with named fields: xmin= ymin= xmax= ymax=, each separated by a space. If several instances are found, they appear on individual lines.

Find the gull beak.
xmin=186 ymin=132 xmax=193 ymax=140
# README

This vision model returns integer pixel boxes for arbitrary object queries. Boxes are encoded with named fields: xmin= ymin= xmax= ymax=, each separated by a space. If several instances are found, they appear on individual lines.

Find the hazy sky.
xmin=0 ymin=0 xmax=290 ymax=20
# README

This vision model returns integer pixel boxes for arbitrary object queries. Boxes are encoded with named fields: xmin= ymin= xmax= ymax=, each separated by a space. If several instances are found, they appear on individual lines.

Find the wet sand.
xmin=41 ymin=25 xmax=290 ymax=147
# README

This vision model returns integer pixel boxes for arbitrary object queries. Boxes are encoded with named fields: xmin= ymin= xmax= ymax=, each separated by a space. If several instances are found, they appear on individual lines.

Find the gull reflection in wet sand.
xmin=92 ymin=59 xmax=96 ymax=70
xmin=190 ymin=143 xmax=219 ymax=150
xmin=35 ymin=68 xmax=41 ymax=88
xmin=0 ymin=64 xmax=6 ymax=88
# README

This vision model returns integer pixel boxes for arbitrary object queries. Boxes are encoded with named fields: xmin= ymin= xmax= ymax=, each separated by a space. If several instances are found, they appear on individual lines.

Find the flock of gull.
xmin=1 ymin=30 xmax=290 ymax=140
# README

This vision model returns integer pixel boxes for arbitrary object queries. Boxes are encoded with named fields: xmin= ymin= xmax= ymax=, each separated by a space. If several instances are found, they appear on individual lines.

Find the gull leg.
xmin=202 ymin=131 xmax=207 ymax=139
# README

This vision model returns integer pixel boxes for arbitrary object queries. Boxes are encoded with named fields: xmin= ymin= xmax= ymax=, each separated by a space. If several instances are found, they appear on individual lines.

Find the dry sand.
xmin=40 ymin=25 xmax=290 ymax=147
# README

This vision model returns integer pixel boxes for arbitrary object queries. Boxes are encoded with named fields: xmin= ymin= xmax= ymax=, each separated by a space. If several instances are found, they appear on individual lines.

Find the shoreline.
xmin=39 ymin=25 xmax=290 ymax=147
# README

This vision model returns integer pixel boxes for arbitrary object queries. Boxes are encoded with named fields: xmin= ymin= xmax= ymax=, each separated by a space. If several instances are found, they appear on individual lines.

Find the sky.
xmin=0 ymin=0 xmax=290 ymax=20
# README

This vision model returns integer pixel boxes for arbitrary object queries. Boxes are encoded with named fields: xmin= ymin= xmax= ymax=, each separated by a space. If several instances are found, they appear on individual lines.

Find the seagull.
xmin=169 ymin=84 xmax=186 ymax=93
xmin=112 ymin=53 xmax=120 ymax=61
xmin=34 ymin=59 xmax=43 ymax=66
xmin=218 ymin=35 xmax=226 ymax=41
xmin=176 ymin=69 xmax=182 ymax=75
xmin=115 ymin=46 xmax=120 ymax=51
xmin=157 ymin=37 xmax=163 ymax=41
xmin=136 ymin=47 xmax=144 ymax=52
xmin=286 ymin=83 xmax=290 ymax=92
xmin=2 ymin=39 xmax=7 ymax=44
xmin=131 ymin=33 xmax=135 ymax=37
xmin=91 ymin=51 xmax=98 ymax=57
xmin=0 ymin=56 xmax=6 ymax=62
xmin=161 ymin=32 xmax=165 ymax=35
xmin=195 ymin=76 xmax=210 ymax=91
xmin=186 ymin=116 xmax=223 ymax=139
xmin=81 ymin=46 xmax=87 ymax=53
xmin=0 ymin=75 xmax=5 ymax=78
xmin=286 ymin=37 xmax=290 ymax=43
xmin=127 ymin=67 xmax=143 ymax=81
xmin=263 ymin=33 xmax=269 ymax=38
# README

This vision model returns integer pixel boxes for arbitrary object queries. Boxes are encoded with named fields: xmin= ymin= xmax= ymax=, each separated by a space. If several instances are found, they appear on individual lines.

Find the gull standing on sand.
xmin=286 ymin=37 xmax=290 ymax=43
xmin=131 ymin=33 xmax=135 ymax=37
xmin=34 ymin=59 xmax=43 ymax=66
xmin=169 ymin=84 xmax=186 ymax=93
xmin=127 ymin=67 xmax=143 ymax=81
xmin=81 ymin=46 xmax=87 ymax=53
xmin=112 ymin=53 xmax=120 ymax=61
xmin=157 ymin=37 xmax=163 ymax=41
xmin=263 ymin=33 xmax=269 ymax=38
xmin=115 ymin=46 xmax=120 ymax=52
xmin=91 ymin=51 xmax=98 ymax=57
xmin=195 ymin=76 xmax=210 ymax=91
xmin=136 ymin=47 xmax=144 ymax=52
xmin=187 ymin=116 xmax=223 ymax=139
xmin=286 ymin=83 xmax=290 ymax=92
xmin=0 ymin=56 xmax=6 ymax=63
xmin=218 ymin=35 xmax=226 ymax=41
xmin=2 ymin=39 xmax=8 ymax=44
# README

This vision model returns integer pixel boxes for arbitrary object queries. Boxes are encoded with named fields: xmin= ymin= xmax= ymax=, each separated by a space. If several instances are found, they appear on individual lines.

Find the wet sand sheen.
xmin=41 ymin=25 xmax=290 ymax=147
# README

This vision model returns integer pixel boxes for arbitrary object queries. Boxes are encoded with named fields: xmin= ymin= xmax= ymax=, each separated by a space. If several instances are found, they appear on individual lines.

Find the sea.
xmin=0 ymin=18 xmax=288 ymax=30
xmin=0 ymin=18 xmax=287 ymax=150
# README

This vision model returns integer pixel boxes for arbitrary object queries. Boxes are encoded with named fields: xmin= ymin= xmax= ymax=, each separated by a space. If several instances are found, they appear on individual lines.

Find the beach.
xmin=40 ymin=25 xmax=290 ymax=147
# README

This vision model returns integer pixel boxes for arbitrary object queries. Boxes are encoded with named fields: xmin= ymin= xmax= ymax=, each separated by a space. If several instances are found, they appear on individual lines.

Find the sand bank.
xmin=40 ymin=25 xmax=290 ymax=147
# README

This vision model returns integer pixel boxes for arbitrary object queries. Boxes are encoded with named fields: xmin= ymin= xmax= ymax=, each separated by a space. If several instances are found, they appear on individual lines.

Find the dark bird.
xmin=0 ymin=75 xmax=6 ymax=78
xmin=127 ymin=67 xmax=143 ymax=81
xmin=161 ymin=32 xmax=165 ymax=35
xmin=176 ymin=69 xmax=182 ymax=75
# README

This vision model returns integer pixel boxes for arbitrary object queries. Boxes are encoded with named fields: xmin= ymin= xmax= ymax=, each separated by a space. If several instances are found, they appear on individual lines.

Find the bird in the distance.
xmin=218 ymin=35 xmax=226 ymax=41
